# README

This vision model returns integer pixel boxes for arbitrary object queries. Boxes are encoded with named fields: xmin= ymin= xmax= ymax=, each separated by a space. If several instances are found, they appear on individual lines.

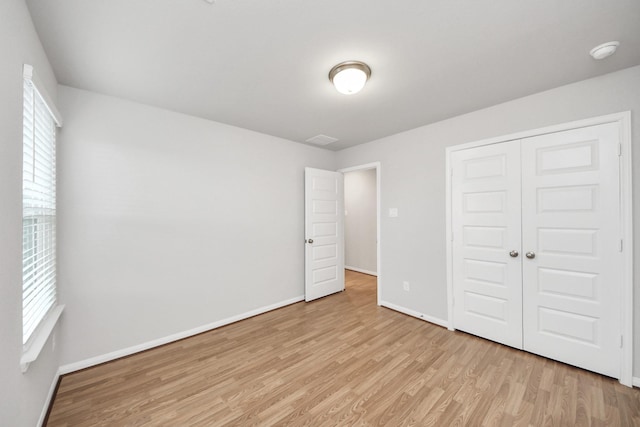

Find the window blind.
xmin=22 ymin=73 xmax=58 ymax=345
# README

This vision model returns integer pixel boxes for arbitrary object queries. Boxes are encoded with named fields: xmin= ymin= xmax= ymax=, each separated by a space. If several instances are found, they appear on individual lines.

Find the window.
xmin=22 ymin=65 xmax=61 ymax=347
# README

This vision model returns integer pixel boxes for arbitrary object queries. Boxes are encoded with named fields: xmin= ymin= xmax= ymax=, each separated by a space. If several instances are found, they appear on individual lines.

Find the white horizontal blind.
xmin=22 ymin=76 xmax=57 ymax=345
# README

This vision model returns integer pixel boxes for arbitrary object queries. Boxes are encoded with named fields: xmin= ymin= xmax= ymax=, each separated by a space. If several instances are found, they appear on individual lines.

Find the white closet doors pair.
xmin=451 ymin=123 xmax=621 ymax=378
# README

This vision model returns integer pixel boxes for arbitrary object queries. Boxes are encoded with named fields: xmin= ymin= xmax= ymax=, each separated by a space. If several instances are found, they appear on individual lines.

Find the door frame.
xmin=445 ymin=112 xmax=633 ymax=386
xmin=338 ymin=162 xmax=382 ymax=306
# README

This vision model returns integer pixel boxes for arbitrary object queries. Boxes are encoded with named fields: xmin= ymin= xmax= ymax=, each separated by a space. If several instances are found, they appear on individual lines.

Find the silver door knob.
xmin=509 ymin=250 xmax=519 ymax=258
xmin=307 ymin=239 xmax=314 ymax=244
xmin=526 ymin=251 xmax=536 ymax=259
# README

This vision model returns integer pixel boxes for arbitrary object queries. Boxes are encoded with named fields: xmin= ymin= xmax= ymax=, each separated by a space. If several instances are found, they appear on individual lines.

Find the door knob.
xmin=526 ymin=251 xmax=536 ymax=259
xmin=509 ymin=250 xmax=519 ymax=258
xmin=307 ymin=239 xmax=314 ymax=244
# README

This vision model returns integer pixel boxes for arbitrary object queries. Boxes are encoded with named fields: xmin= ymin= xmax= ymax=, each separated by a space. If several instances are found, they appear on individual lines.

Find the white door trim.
xmin=445 ymin=112 xmax=633 ymax=387
xmin=339 ymin=162 xmax=382 ymax=306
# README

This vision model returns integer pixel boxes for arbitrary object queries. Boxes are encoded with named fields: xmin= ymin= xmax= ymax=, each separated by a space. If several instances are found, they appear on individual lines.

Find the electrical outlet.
xmin=389 ymin=208 xmax=398 ymax=217
xmin=403 ymin=281 xmax=410 ymax=291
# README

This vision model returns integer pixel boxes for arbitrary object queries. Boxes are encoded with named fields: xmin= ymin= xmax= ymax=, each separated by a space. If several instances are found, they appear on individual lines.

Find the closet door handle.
xmin=509 ymin=250 xmax=519 ymax=258
xmin=526 ymin=251 xmax=536 ymax=259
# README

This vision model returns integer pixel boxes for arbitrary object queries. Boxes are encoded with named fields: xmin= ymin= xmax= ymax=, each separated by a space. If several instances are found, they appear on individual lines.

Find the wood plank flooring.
xmin=47 ymin=271 xmax=640 ymax=426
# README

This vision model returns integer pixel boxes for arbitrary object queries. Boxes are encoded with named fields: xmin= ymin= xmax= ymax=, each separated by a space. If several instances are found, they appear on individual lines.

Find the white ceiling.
xmin=26 ymin=0 xmax=640 ymax=151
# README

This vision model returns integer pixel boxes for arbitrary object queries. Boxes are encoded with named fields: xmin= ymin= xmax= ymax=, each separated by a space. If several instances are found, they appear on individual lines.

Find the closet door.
xmin=521 ymin=123 xmax=621 ymax=378
xmin=451 ymin=141 xmax=523 ymax=348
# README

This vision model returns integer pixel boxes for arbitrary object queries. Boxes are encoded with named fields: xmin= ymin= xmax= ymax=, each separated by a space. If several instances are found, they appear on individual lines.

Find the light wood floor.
xmin=47 ymin=270 xmax=640 ymax=426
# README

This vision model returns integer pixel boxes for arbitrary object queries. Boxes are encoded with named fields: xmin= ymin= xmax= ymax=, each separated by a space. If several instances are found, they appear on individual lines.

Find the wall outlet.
xmin=389 ymin=208 xmax=399 ymax=217
xmin=403 ymin=281 xmax=410 ymax=291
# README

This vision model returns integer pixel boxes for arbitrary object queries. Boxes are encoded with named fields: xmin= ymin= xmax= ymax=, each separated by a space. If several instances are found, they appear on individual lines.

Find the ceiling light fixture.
xmin=589 ymin=41 xmax=620 ymax=60
xmin=329 ymin=61 xmax=371 ymax=95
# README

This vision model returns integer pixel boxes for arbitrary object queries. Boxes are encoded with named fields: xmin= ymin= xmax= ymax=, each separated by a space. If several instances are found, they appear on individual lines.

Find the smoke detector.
xmin=589 ymin=41 xmax=620 ymax=60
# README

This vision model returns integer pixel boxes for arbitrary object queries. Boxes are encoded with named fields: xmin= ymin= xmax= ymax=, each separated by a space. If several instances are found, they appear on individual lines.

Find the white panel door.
xmin=521 ymin=123 xmax=621 ymax=378
xmin=305 ymin=167 xmax=345 ymax=302
xmin=451 ymin=142 xmax=523 ymax=348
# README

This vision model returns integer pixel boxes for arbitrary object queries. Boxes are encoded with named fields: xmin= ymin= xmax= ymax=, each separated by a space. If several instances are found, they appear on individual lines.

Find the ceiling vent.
xmin=306 ymin=134 xmax=339 ymax=146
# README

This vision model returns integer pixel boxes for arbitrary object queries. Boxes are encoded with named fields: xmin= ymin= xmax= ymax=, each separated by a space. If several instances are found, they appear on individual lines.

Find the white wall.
xmin=336 ymin=65 xmax=640 ymax=376
xmin=344 ymin=169 xmax=377 ymax=274
xmin=56 ymin=86 xmax=336 ymax=366
xmin=0 ymin=0 xmax=62 ymax=425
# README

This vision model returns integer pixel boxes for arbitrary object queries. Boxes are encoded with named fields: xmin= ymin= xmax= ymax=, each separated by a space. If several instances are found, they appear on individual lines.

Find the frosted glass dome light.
xmin=329 ymin=61 xmax=371 ymax=95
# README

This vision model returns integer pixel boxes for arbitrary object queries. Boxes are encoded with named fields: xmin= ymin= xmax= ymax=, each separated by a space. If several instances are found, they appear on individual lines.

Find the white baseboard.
xmin=38 ymin=368 xmax=61 ymax=427
xmin=345 ymin=266 xmax=377 ymax=276
xmin=380 ymin=300 xmax=449 ymax=329
xmin=633 ymin=377 xmax=640 ymax=388
xmin=59 ymin=295 xmax=305 ymax=375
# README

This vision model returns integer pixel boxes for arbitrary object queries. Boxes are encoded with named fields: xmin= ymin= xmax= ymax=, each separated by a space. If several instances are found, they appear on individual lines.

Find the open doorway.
xmin=339 ymin=163 xmax=381 ymax=305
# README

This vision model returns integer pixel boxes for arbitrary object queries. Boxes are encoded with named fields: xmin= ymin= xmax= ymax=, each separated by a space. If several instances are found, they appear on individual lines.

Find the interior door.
xmin=451 ymin=142 xmax=523 ymax=348
xmin=521 ymin=123 xmax=621 ymax=378
xmin=305 ymin=167 xmax=345 ymax=302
